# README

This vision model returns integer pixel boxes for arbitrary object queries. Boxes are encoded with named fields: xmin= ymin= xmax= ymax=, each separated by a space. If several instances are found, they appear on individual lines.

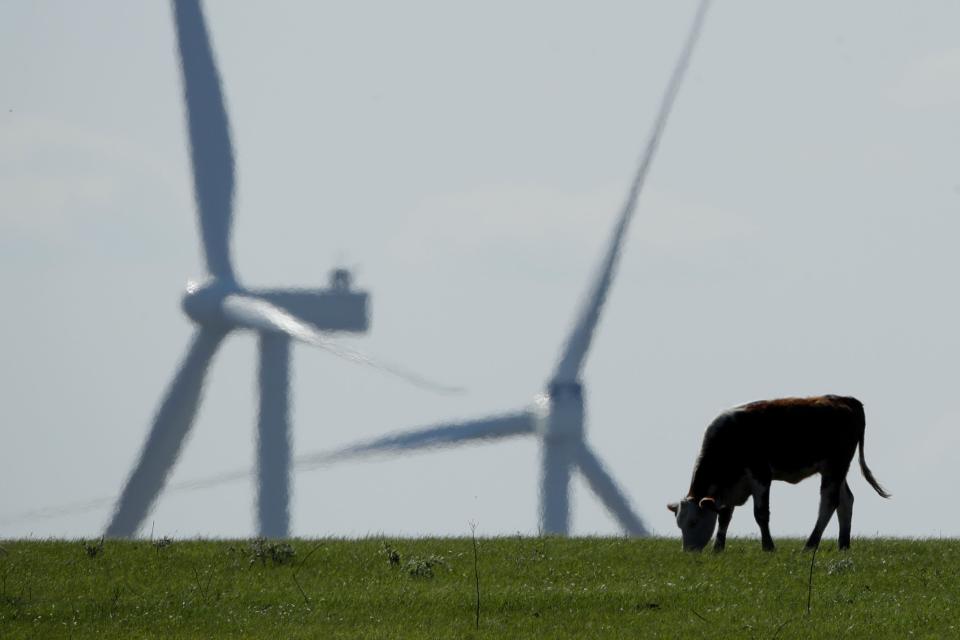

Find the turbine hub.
xmin=538 ymin=381 xmax=585 ymax=441
xmin=182 ymin=278 xmax=235 ymax=327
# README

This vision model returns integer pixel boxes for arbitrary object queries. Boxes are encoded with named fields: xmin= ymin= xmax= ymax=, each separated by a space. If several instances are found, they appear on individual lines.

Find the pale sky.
xmin=1 ymin=1 xmax=958 ymax=540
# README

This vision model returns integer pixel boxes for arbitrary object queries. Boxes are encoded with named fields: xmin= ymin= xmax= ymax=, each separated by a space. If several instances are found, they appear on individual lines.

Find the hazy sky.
xmin=2 ymin=1 xmax=958 ymax=540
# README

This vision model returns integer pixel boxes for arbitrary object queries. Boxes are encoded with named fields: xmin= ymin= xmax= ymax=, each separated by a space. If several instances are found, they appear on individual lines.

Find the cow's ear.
xmin=667 ymin=502 xmax=679 ymax=514
xmin=699 ymin=497 xmax=720 ymax=512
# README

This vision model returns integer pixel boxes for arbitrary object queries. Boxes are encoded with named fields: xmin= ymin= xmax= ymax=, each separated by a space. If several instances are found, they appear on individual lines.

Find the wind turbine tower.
xmin=105 ymin=0 xmax=448 ymax=539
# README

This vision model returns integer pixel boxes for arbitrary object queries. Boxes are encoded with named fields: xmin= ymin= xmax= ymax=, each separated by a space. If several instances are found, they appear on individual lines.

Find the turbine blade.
xmin=120 ymin=410 xmax=530 ymax=493
xmin=575 ymin=444 xmax=649 ymax=536
xmin=551 ymin=0 xmax=711 ymax=384
xmin=172 ymin=0 xmax=236 ymax=282
xmin=293 ymin=411 xmax=537 ymax=469
xmin=0 ymin=496 xmax=116 ymax=526
xmin=105 ymin=328 xmax=225 ymax=537
xmin=221 ymin=294 xmax=464 ymax=394
xmin=158 ymin=408 xmax=528 ymax=490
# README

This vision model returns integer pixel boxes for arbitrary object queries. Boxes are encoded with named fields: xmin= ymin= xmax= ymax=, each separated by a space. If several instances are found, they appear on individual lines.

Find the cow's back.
xmin=703 ymin=396 xmax=863 ymax=480
xmin=736 ymin=396 xmax=862 ymax=474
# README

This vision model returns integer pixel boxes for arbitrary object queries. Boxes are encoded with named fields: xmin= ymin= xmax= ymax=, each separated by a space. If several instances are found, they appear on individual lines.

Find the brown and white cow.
xmin=668 ymin=395 xmax=890 ymax=552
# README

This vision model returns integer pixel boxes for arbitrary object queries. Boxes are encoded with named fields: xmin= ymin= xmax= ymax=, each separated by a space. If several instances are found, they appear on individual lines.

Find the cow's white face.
xmin=668 ymin=498 xmax=718 ymax=551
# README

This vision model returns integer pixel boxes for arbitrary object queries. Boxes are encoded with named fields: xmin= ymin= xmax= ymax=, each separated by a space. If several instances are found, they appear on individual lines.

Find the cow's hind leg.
xmin=805 ymin=474 xmax=842 ymax=550
xmin=713 ymin=507 xmax=734 ymax=552
xmin=836 ymin=481 xmax=854 ymax=550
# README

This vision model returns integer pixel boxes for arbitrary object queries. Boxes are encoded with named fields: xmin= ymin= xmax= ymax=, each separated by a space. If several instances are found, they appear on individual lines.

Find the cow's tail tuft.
xmin=851 ymin=398 xmax=891 ymax=498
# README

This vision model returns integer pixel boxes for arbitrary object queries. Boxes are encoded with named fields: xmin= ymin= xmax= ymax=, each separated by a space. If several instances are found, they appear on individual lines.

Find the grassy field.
xmin=0 ymin=536 xmax=957 ymax=639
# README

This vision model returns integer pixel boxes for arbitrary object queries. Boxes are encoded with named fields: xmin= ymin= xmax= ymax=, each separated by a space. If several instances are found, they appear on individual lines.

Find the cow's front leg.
xmin=713 ymin=507 xmax=734 ymax=552
xmin=751 ymin=480 xmax=775 ymax=551
xmin=805 ymin=475 xmax=841 ymax=550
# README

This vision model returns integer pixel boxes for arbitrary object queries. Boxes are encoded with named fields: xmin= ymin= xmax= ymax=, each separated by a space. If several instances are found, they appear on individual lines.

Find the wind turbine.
xmin=105 ymin=0 xmax=452 ymax=539
xmin=290 ymin=0 xmax=712 ymax=536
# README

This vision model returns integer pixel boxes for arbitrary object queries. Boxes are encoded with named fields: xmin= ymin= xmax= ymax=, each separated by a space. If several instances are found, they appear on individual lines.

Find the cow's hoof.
xmin=762 ymin=545 xmax=776 ymax=552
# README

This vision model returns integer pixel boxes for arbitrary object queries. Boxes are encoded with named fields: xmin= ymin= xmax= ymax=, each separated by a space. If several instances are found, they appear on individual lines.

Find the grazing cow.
xmin=668 ymin=395 xmax=890 ymax=552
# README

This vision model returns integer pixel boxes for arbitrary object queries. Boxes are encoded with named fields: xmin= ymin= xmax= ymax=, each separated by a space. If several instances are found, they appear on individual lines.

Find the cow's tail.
xmin=850 ymin=398 xmax=891 ymax=498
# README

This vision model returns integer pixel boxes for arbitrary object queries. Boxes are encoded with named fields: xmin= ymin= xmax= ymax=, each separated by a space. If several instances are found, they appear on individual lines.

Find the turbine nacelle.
xmin=181 ymin=271 xmax=371 ymax=335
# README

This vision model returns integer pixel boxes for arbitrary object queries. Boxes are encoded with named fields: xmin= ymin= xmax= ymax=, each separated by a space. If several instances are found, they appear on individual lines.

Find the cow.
xmin=667 ymin=395 xmax=890 ymax=552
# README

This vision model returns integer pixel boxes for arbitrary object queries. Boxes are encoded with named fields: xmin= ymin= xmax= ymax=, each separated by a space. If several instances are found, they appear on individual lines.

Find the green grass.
xmin=1 ymin=537 xmax=957 ymax=638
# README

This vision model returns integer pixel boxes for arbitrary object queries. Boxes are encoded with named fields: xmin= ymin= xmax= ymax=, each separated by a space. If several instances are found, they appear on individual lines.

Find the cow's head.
xmin=667 ymin=497 xmax=719 ymax=551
